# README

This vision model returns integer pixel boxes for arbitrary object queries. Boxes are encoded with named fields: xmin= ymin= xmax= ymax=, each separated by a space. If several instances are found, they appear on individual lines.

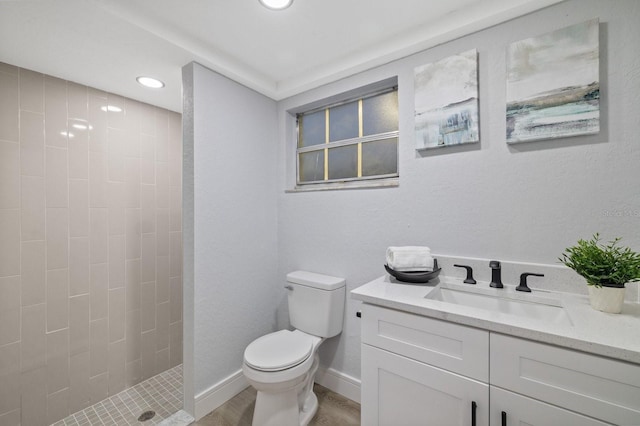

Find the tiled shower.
xmin=0 ymin=62 xmax=183 ymax=425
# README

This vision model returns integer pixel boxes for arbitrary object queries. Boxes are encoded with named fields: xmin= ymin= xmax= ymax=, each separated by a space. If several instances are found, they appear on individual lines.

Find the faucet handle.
xmin=453 ymin=264 xmax=476 ymax=284
xmin=516 ymin=273 xmax=544 ymax=292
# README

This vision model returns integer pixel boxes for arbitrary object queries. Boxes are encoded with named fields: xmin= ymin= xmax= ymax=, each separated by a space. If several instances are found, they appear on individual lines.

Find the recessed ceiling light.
xmin=259 ymin=0 xmax=293 ymax=10
xmin=136 ymin=76 xmax=165 ymax=89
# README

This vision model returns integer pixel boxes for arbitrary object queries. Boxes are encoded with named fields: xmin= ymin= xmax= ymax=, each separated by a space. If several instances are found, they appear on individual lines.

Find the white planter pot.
xmin=588 ymin=285 xmax=626 ymax=314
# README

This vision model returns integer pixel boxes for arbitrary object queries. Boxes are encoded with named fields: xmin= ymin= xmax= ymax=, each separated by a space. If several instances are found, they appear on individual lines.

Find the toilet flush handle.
xmin=284 ymin=285 xmax=294 ymax=290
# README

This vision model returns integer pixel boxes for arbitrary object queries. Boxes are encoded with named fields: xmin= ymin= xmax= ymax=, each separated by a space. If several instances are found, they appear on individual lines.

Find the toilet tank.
xmin=286 ymin=271 xmax=346 ymax=338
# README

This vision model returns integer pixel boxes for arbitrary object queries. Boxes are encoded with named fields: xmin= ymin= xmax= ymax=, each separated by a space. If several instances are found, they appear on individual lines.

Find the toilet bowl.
xmin=242 ymin=271 xmax=345 ymax=426
xmin=243 ymin=330 xmax=323 ymax=426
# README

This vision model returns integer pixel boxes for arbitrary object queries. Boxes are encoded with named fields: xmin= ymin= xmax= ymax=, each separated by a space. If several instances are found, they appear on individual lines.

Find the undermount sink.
xmin=426 ymin=283 xmax=573 ymax=326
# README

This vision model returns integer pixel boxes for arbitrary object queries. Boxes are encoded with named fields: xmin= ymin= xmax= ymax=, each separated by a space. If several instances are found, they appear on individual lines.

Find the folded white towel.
xmin=386 ymin=246 xmax=434 ymax=272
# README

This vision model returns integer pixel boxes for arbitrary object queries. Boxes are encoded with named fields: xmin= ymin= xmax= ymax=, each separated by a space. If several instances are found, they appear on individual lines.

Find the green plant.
xmin=559 ymin=233 xmax=640 ymax=287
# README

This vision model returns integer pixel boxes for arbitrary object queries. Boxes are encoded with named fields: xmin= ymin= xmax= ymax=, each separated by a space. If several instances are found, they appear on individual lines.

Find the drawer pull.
xmin=471 ymin=401 xmax=477 ymax=426
xmin=501 ymin=410 xmax=507 ymax=426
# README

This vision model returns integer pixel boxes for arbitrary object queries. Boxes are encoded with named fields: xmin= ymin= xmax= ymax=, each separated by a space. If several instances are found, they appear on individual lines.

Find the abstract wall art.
xmin=506 ymin=19 xmax=600 ymax=143
xmin=414 ymin=49 xmax=479 ymax=150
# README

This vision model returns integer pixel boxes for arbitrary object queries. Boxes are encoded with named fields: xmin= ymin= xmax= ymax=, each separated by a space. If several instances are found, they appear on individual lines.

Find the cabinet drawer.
xmin=491 ymin=333 xmax=640 ymax=426
xmin=490 ymin=386 xmax=610 ymax=426
xmin=361 ymin=304 xmax=489 ymax=381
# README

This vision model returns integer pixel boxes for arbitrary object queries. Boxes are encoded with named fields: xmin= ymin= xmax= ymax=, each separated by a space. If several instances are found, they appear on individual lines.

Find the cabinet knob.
xmin=356 ymin=311 xmax=362 ymax=318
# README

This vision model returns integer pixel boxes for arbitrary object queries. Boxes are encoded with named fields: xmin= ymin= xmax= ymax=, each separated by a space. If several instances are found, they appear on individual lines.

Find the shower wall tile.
xmin=0 ymin=276 xmax=20 ymax=347
xmin=21 ymin=303 xmax=46 ymax=372
xmin=46 ymin=328 xmax=70 ymax=393
xmin=0 ymin=71 xmax=19 ymax=142
xmin=156 ymin=301 xmax=170 ymax=351
xmin=46 ymin=268 xmax=68 ymax=332
xmin=88 ymin=95 xmax=107 ymax=153
xmin=89 ymin=208 xmax=108 ymax=264
xmin=108 ymin=288 xmax=125 ymax=343
xmin=69 ymin=236 xmax=90 ymax=296
xmin=68 ymin=122 xmax=89 ymax=179
xmin=0 ymin=209 xmax=20 ymax=277
xmin=69 ymin=352 xmax=91 ymax=413
xmin=69 ymin=179 xmax=89 ymax=238
xmin=140 ymin=281 xmax=157 ymax=333
xmin=90 ymin=318 xmax=108 ymax=377
xmin=155 ymin=110 xmax=169 ymax=163
xmin=88 ymin=151 xmax=107 ymax=207
xmin=125 ymin=208 xmax=141 ymax=259
xmin=21 ymin=367 xmax=47 ymax=426
xmin=46 ymin=208 xmax=69 ymax=269
xmin=0 ymin=342 xmax=20 ymax=416
xmin=141 ymin=233 xmax=156 ymax=282
xmin=19 ymin=68 xmax=44 ymax=113
xmin=141 ymin=330 xmax=156 ymax=380
xmin=156 ymin=257 xmax=170 ymax=304
xmin=106 ymin=94 xmax=125 ymax=129
xmin=5 ymin=63 xmax=182 ymax=424
xmin=21 ymin=175 xmax=46 ymax=241
xmin=0 ymin=140 xmax=20 ymax=208
xmin=140 ymin=103 xmax=156 ymax=136
xmin=125 ymin=359 xmax=141 ymax=388
xmin=108 ymin=235 xmax=126 ymax=289
xmin=126 ymin=309 xmax=141 ymax=363
xmin=108 ymin=339 xmax=126 ymax=394
xmin=90 ymin=263 xmax=108 ymax=320
xmin=44 ymin=76 xmax=68 ymax=148
xmin=46 ymin=146 xmax=69 ymax=207
xmin=170 ymin=277 xmax=183 ymax=324
xmin=0 ymin=298 xmax=20 ymax=346
xmin=46 ymin=388 xmax=69 ymax=426
xmin=69 ymin=294 xmax=90 ymax=356
xmin=170 ymin=321 xmax=183 ymax=367
xmin=0 ymin=410 xmax=20 ymax=426
xmin=107 ymin=128 xmax=126 ymax=182
xmin=19 ymin=111 xmax=45 ymax=177
xmin=21 ymin=240 xmax=46 ymax=306
xmin=125 ymin=259 xmax=140 ymax=312
xmin=89 ymin=372 xmax=108 ymax=405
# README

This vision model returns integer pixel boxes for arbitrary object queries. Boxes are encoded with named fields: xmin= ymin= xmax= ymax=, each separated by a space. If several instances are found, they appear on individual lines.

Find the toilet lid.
xmin=244 ymin=330 xmax=314 ymax=372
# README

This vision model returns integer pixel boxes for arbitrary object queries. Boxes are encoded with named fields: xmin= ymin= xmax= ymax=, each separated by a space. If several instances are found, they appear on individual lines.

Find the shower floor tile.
xmin=54 ymin=365 xmax=182 ymax=426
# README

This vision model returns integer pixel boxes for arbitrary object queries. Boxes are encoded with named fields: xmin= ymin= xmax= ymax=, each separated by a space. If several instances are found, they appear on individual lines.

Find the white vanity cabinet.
xmin=360 ymin=304 xmax=640 ymax=426
xmin=361 ymin=304 xmax=489 ymax=426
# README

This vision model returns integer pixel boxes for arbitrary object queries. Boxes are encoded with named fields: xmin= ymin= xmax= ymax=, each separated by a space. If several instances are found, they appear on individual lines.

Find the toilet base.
xmin=250 ymin=355 xmax=320 ymax=426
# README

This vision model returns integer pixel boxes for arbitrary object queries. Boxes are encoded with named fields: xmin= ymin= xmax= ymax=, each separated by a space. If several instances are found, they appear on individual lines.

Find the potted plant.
xmin=559 ymin=233 xmax=640 ymax=313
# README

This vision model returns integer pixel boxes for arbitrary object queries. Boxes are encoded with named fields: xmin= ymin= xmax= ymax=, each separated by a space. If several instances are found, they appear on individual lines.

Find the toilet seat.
xmin=244 ymin=330 xmax=314 ymax=372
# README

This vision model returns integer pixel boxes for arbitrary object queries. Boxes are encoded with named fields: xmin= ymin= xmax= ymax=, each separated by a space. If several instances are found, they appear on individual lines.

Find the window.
xmin=296 ymin=87 xmax=398 ymax=188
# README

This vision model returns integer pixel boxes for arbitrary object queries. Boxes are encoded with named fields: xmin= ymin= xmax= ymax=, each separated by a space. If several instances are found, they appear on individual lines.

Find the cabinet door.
xmin=490 ymin=387 xmax=611 ymax=426
xmin=362 ymin=344 xmax=488 ymax=426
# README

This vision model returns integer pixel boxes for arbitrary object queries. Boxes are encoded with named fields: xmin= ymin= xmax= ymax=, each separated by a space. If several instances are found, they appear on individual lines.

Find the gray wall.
xmin=183 ymin=63 xmax=280 ymax=402
xmin=276 ymin=0 xmax=640 ymax=382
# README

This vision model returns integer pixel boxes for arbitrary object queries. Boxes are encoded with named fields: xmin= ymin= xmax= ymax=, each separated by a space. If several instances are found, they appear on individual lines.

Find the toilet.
xmin=242 ymin=271 xmax=346 ymax=426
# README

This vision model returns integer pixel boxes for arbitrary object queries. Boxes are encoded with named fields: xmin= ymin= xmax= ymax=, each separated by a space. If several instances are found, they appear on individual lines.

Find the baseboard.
xmin=315 ymin=366 xmax=361 ymax=404
xmin=194 ymin=370 xmax=249 ymax=420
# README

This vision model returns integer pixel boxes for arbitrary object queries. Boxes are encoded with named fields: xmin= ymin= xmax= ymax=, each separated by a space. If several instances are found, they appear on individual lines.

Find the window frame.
xmin=294 ymin=85 xmax=399 ymax=190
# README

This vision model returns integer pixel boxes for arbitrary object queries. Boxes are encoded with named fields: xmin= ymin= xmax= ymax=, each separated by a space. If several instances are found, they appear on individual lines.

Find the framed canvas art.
xmin=414 ymin=49 xmax=479 ymax=150
xmin=506 ymin=19 xmax=600 ymax=143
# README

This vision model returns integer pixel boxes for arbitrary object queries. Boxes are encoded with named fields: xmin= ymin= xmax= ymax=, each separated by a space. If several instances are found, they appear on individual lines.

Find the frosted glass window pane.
xmin=299 ymin=151 xmax=324 ymax=182
xmin=328 ymin=145 xmax=357 ymax=180
xmin=299 ymin=110 xmax=325 ymax=147
xmin=362 ymin=138 xmax=398 ymax=177
xmin=329 ymin=102 xmax=358 ymax=142
xmin=363 ymin=91 xmax=398 ymax=136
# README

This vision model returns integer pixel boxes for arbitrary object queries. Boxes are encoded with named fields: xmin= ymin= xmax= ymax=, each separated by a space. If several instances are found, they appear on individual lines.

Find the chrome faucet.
xmin=489 ymin=260 xmax=503 ymax=288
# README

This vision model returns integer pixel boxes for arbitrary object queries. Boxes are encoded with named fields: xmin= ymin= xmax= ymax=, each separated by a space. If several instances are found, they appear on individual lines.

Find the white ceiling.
xmin=0 ymin=0 xmax=563 ymax=112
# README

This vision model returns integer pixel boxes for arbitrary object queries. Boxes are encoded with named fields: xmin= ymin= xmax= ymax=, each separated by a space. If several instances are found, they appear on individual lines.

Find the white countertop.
xmin=351 ymin=274 xmax=640 ymax=365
